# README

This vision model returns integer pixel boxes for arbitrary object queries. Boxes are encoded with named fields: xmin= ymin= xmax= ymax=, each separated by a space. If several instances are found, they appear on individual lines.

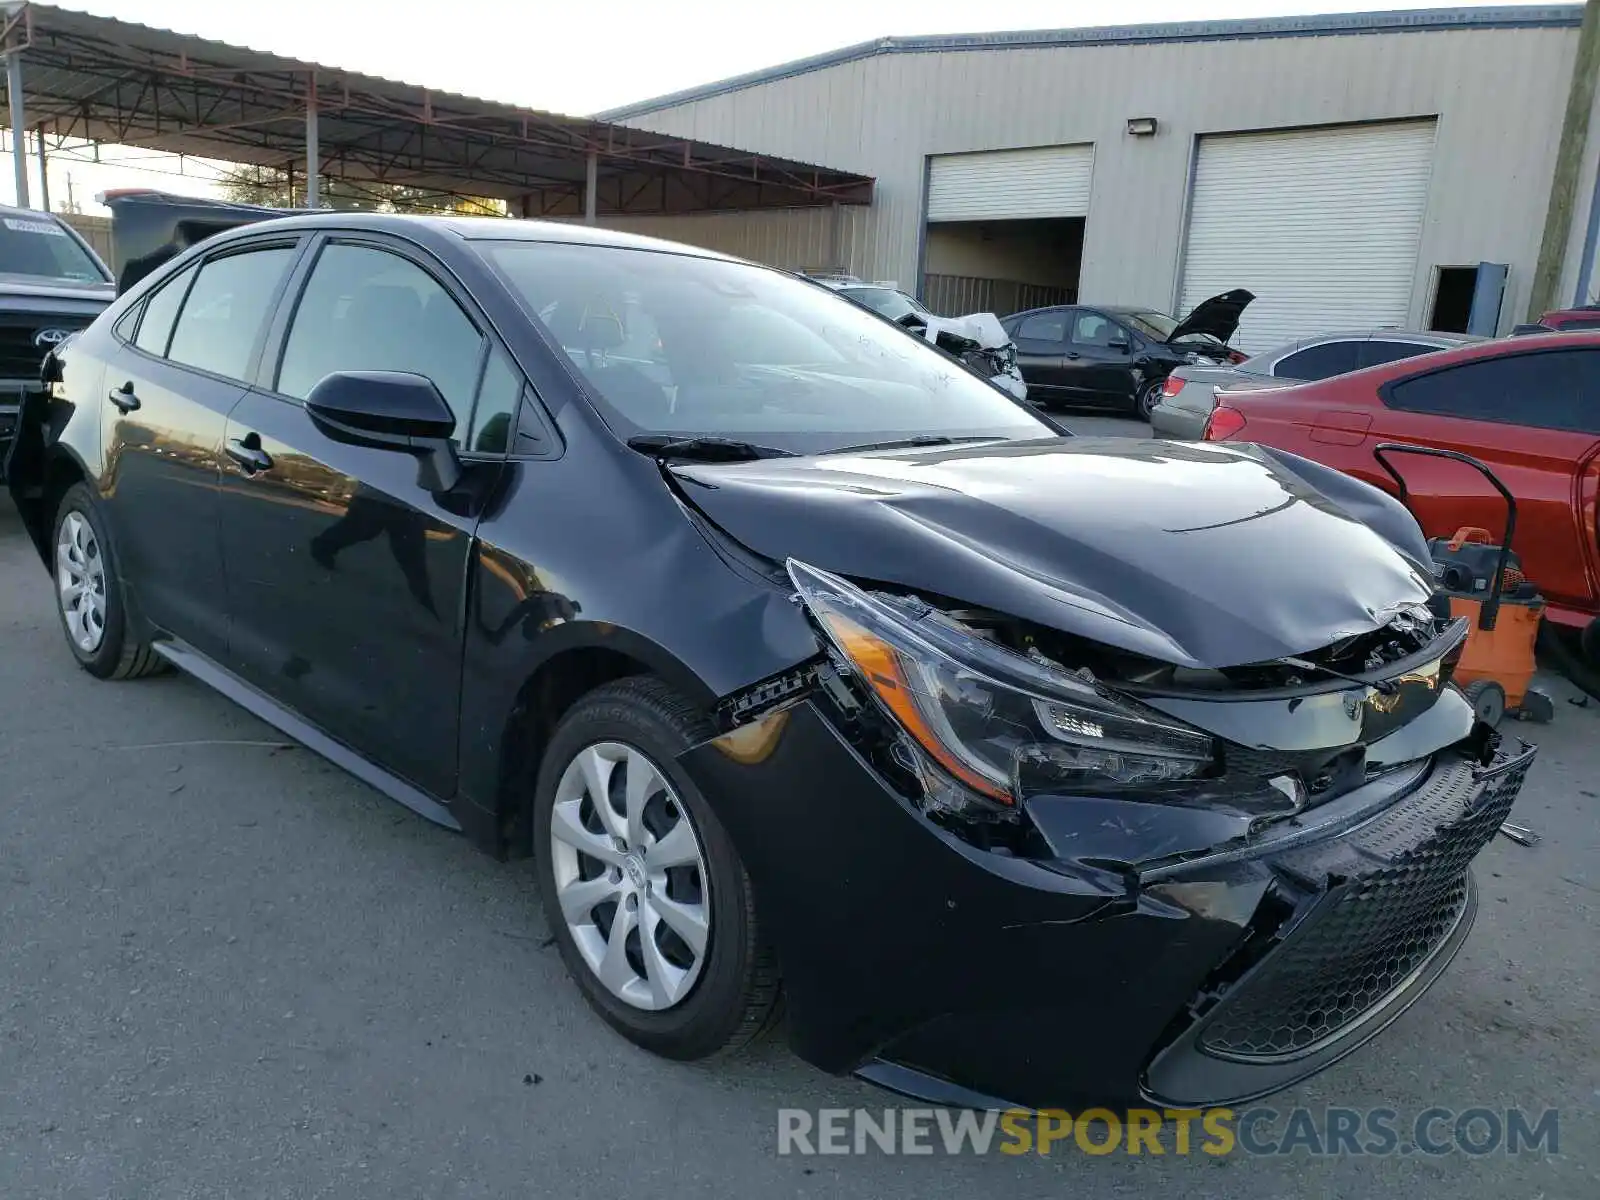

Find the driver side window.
xmin=1071 ymin=311 xmax=1119 ymax=349
xmin=276 ymin=243 xmax=485 ymax=442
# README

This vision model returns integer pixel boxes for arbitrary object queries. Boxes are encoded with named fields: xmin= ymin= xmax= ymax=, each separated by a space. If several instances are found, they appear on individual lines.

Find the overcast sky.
xmin=9 ymin=0 xmax=1552 ymax=212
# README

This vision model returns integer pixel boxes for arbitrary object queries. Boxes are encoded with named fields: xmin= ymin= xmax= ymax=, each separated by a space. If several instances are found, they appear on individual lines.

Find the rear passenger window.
xmin=1384 ymin=349 xmax=1599 ymax=433
xmin=167 ymin=247 xmax=295 ymax=380
xmin=276 ymin=244 xmax=484 ymax=435
xmin=1015 ymin=311 xmax=1069 ymax=343
xmin=131 ymin=264 xmax=196 ymax=356
xmin=1361 ymin=340 xmax=1437 ymax=370
xmin=1275 ymin=341 xmax=1362 ymax=380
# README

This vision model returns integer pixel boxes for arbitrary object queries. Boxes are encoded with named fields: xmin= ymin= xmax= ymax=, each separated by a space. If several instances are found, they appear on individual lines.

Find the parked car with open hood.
xmin=1001 ymin=289 xmax=1253 ymax=417
xmin=812 ymin=275 xmax=1029 ymax=402
xmin=0 ymin=205 xmax=115 ymax=478
xmin=7 ymin=194 xmax=1532 ymax=1110
xmin=1151 ymin=329 xmax=1481 ymax=439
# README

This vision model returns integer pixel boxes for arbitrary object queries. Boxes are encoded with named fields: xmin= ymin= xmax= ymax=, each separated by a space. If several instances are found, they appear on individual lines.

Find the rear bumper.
xmin=1150 ymin=399 xmax=1208 ymax=439
xmin=681 ymin=701 xmax=1532 ymax=1109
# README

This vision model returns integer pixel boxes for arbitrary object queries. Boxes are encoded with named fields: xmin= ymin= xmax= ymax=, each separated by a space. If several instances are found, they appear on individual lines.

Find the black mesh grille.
xmin=1198 ymin=752 xmax=1529 ymax=1061
xmin=0 ymin=315 xmax=91 ymax=380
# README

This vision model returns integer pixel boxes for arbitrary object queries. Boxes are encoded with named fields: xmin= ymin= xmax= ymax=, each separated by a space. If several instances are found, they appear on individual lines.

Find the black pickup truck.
xmin=0 ymin=204 xmax=115 ymax=479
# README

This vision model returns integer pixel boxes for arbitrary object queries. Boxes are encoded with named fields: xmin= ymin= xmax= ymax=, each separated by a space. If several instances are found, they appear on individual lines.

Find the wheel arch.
xmin=13 ymin=444 xmax=93 ymax=565
xmin=485 ymin=625 xmax=718 ymax=860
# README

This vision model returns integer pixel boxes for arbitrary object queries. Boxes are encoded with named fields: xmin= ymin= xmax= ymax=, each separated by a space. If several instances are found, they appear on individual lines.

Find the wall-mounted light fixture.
xmin=1126 ymin=116 xmax=1159 ymax=137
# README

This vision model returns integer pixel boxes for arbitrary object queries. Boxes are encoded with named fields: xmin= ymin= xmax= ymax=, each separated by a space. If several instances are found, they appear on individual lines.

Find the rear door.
xmin=1373 ymin=347 xmax=1600 ymax=615
xmin=217 ymin=233 xmax=518 ymax=798
xmin=98 ymin=239 xmax=302 ymax=659
xmin=1009 ymin=308 xmax=1072 ymax=398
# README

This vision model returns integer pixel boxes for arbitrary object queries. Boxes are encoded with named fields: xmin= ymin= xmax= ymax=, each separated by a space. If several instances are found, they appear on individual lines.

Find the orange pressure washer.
xmin=1372 ymin=443 xmax=1554 ymax=728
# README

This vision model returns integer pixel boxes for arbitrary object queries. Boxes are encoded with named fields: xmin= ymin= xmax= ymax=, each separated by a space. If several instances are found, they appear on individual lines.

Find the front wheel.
xmin=1136 ymin=378 xmax=1164 ymax=421
xmin=533 ymin=677 xmax=781 ymax=1060
xmin=50 ymin=483 xmax=165 ymax=680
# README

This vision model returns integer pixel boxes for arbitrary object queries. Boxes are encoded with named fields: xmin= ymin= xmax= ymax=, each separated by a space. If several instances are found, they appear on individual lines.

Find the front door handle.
xmin=108 ymin=382 xmax=140 ymax=413
xmin=225 ymin=435 xmax=273 ymax=474
xmin=1065 ymin=351 xmax=1082 ymax=360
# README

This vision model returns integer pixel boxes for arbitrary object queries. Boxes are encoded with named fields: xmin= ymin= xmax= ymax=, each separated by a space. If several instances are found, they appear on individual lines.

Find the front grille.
xmin=0 ymin=314 xmax=91 ymax=380
xmin=1197 ymin=748 xmax=1530 ymax=1062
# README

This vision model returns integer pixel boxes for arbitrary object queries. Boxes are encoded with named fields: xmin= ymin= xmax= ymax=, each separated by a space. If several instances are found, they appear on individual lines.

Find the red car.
xmin=1537 ymin=305 xmax=1600 ymax=332
xmin=1205 ymin=331 xmax=1600 ymax=648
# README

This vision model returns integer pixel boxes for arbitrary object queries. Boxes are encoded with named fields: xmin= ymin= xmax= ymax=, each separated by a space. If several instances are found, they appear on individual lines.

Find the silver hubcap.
xmin=550 ymin=741 xmax=711 ymax=1011
xmin=56 ymin=511 xmax=107 ymax=653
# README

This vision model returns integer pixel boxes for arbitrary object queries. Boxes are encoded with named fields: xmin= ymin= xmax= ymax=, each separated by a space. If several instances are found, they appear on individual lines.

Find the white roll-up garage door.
xmin=1178 ymin=120 xmax=1436 ymax=354
xmin=926 ymin=145 xmax=1095 ymax=222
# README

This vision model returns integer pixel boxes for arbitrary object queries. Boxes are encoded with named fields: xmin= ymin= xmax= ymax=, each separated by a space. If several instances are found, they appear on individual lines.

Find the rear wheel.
xmin=51 ymin=483 xmax=165 ymax=680
xmin=533 ymin=677 xmax=780 ymax=1059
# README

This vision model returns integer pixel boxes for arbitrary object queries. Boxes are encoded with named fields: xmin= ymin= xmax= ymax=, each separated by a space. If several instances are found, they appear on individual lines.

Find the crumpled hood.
xmin=918 ymin=311 xmax=1012 ymax=351
xmin=670 ymin=436 xmax=1435 ymax=669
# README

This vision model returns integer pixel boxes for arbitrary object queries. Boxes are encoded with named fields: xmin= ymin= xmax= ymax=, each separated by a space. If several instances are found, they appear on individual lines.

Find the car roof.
xmin=189 ymin=207 xmax=744 ymax=263
xmin=0 ymin=203 xmax=66 ymax=222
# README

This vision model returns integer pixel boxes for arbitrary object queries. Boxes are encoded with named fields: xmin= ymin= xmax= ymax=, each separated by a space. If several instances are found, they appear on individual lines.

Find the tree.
xmin=214 ymin=165 xmax=503 ymax=216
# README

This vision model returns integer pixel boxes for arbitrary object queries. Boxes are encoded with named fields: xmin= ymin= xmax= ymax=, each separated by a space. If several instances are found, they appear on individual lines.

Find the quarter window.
xmin=1384 ymin=349 xmax=1600 ymax=433
xmin=166 ymin=247 xmax=295 ymax=380
xmin=130 ymin=264 xmax=195 ymax=356
xmin=277 ymin=244 xmax=483 ymax=433
xmin=467 ymin=347 xmax=523 ymax=455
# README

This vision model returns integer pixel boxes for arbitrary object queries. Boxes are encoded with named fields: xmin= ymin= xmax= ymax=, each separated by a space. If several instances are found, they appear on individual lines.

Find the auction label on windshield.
xmin=3 ymin=217 xmax=66 ymax=235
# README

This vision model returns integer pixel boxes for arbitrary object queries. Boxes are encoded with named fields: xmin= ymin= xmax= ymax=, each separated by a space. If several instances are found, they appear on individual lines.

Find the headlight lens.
xmin=788 ymin=560 xmax=1215 ymax=805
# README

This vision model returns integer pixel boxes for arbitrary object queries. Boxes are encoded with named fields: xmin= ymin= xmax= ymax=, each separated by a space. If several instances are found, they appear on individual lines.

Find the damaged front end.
xmin=683 ymin=558 xmax=1533 ymax=1109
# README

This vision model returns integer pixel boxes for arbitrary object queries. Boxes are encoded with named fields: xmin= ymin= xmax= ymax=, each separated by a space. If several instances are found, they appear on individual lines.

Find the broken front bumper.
xmin=680 ymin=700 xmax=1533 ymax=1110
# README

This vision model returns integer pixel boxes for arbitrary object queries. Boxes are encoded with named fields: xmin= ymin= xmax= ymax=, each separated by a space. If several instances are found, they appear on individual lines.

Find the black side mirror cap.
xmin=306 ymin=370 xmax=462 ymax=492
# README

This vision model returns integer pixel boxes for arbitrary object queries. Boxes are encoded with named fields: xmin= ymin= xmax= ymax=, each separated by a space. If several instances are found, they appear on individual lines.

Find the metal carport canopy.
xmin=0 ymin=2 xmax=874 ymax=217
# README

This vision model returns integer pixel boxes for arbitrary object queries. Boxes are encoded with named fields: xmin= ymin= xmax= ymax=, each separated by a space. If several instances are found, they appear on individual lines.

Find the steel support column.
xmin=34 ymin=124 xmax=47 ymax=211
xmin=584 ymin=150 xmax=598 ymax=224
xmin=6 ymin=49 xmax=26 ymax=208
xmin=305 ymin=73 xmax=319 ymax=208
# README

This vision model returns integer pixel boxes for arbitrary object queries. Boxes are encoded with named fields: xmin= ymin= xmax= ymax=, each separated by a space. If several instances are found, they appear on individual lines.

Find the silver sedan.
xmin=1150 ymin=329 xmax=1482 ymax=438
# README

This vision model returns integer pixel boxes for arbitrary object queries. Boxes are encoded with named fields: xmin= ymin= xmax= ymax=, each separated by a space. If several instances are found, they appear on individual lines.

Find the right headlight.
xmin=787 ymin=560 xmax=1215 ymax=807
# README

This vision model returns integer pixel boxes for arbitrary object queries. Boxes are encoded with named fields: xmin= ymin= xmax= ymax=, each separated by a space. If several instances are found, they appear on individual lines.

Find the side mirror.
xmin=1106 ymin=337 xmax=1131 ymax=353
xmin=306 ymin=370 xmax=462 ymax=492
xmin=896 ymin=311 xmax=927 ymax=328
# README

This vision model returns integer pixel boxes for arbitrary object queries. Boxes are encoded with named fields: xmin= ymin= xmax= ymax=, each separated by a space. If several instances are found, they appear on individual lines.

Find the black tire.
xmin=1136 ymin=378 xmax=1163 ymax=421
xmin=532 ymin=676 xmax=781 ymax=1060
xmin=1462 ymin=679 xmax=1506 ymax=728
xmin=49 ymin=483 xmax=166 ymax=680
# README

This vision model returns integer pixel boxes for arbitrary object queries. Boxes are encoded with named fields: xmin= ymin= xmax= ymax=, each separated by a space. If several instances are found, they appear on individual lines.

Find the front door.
xmin=1063 ymin=310 xmax=1137 ymax=408
xmin=99 ymin=242 xmax=301 ymax=659
xmin=217 ymin=236 xmax=519 ymax=798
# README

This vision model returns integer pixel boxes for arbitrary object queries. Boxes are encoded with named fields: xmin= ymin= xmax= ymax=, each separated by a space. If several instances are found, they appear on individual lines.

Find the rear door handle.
xmin=225 ymin=435 xmax=273 ymax=474
xmin=108 ymin=382 xmax=140 ymax=413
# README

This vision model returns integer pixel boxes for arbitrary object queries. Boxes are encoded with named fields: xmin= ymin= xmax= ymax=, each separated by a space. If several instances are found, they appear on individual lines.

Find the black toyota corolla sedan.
xmin=6 ymin=193 xmax=1532 ymax=1110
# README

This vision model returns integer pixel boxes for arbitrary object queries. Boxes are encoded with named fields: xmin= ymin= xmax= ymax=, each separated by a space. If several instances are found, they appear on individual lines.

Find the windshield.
xmin=838 ymin=286 xmax=928 ymax=322
xmin=1121 ymin=310 xmax=1178 ymax=341
xmin=0 ymin=216 xmax=108 ymax=283
xmin=482 ymin=241 xmax=1051 ymax=454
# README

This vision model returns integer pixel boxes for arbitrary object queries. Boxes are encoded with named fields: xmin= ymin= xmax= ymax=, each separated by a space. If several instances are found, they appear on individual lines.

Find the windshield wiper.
xmin=626 ymin=434 xmax=797 ymax=462
xmin=825 ymin=435 xmax=1003 ymax=454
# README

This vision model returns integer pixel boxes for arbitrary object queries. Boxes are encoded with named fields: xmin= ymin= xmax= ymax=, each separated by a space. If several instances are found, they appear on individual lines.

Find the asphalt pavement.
xmin=1 ymin=416 xmax=1596 ymax=1197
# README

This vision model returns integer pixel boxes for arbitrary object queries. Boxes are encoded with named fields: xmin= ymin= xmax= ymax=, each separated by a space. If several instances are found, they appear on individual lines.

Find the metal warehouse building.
xmin=599 ymin=5 xmax=1600 ymax=350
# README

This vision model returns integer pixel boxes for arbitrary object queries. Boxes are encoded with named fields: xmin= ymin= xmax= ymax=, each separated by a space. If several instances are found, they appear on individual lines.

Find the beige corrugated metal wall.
xmin=611 ymin=23 xmax=1599 ymax=332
